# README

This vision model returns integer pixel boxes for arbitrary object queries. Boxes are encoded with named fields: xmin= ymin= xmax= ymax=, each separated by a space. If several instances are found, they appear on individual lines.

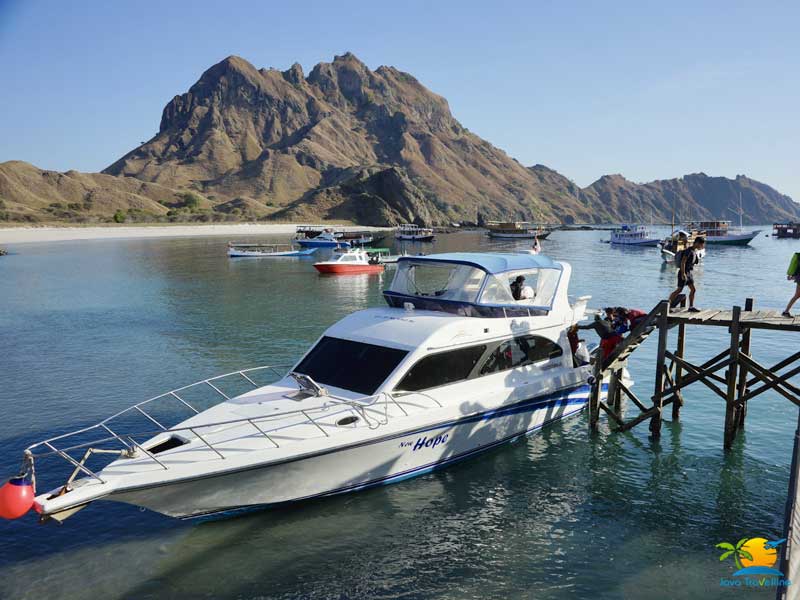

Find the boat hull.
xmin=610 ymin=238 xmax=660 ymax=247
xmin=487 ymin=231 xmax=550 ymax=239
xmin=297 ymin=239 xmax=349 ymax=248
xmin=228 ymin=249 xmax=316 ymax=258
xmin=314 ymin=263 xmax=384 ymax=274
xmin=105 ymin=386 xmax=593 ymax=519
xmin=702 ymin=231 xmax=761 ymax=245
xmin=396 ymin=235 xmax=435 ymax=242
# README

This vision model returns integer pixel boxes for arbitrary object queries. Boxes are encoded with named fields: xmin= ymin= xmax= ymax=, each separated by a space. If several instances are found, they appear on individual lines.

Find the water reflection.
xmin=0 ymin=229 xmax=796 ymax=599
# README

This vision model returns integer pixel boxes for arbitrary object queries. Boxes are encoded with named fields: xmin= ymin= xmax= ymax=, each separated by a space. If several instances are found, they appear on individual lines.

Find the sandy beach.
xmin=0 ymin=223 xmax=388 ymax=245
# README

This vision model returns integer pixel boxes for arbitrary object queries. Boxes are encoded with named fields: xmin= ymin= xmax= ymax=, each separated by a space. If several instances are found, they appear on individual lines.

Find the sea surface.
xmin=0 ymin=228 xmax=798 ymax=599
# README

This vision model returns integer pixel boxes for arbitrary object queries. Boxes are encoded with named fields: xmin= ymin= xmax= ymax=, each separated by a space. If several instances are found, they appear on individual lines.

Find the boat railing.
xmin=23 ymin=365 xmax=443 ymax=491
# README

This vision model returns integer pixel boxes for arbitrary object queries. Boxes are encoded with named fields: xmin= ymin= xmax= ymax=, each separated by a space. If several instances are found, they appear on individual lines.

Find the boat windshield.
xmin=480 ymin=268 xmax=561 ymax=309
xmin=294 ymin=336 xmax=408 ymax=396
xmin=389 ymin=261 xmax=485 ymax=302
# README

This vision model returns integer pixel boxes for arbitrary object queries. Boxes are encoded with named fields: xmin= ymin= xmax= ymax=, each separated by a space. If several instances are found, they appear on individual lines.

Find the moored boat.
xmin=4 ymin=252 xmax=624 ymax=523
xmin=295 ymin=230 xmax=349 ymax=248
xmin=395 ymin=224 xmax=435 ymax=242
xmin=659 ymin=229 xmax=706 ymax=263
xmin=774 ymin=223 xmax=800 ymax=239
xmin=313 ymin=248 xmax=385 ymax=274
xmin=609 ymin=224 xmax=660 ymax=246
xmin=227 ymin=243 xmax=317 ymax=258
xmin=486 ymin=221 xmax=551 ymax=239
xmin=685 ymin=221 xmax=761 ymax=246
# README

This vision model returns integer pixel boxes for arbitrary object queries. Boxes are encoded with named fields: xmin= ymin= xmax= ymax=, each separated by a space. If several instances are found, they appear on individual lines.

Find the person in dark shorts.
xmin=783 ymin=252 xmax=800 ymax=317
xmin=669 ymin=237 xmax=705 ymax=312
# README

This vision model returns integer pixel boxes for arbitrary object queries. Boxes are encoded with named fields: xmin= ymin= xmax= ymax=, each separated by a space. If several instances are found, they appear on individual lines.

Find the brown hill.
xmin=581 ymin=172 xmax=800 ymax=225
xmin=1 ymin=53 xmax=798 ymax=225
xmin=0 ymin=160 xmax=179 ymax=222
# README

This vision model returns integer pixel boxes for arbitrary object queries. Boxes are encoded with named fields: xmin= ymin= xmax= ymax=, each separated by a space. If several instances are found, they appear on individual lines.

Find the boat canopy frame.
xmin=384 ymin=253 xmax=564 ymax=317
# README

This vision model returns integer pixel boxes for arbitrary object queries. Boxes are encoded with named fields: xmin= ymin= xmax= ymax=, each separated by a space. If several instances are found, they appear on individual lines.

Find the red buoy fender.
xmin=0 ymin=477 xmax=35 ymax=519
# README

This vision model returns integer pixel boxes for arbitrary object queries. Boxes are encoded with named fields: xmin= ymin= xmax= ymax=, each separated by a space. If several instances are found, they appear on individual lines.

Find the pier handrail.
xmin=23 ymin=365 xmax=443 ymax=490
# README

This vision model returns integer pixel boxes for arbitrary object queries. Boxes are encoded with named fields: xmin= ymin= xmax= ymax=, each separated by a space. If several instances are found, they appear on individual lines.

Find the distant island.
xmin=1 ymin=53 xmax=798 ymax=226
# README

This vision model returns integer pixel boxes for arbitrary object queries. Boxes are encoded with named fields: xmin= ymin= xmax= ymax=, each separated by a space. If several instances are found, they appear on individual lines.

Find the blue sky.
xmin=1 ymin=0 xmax=798 ymax=199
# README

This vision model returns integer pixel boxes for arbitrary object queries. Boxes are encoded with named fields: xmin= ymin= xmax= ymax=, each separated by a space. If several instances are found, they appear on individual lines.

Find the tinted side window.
xmin=480 ymin=335 xmax=562 ymax=375
xmin=295 ymin=336 xmax=408 ymax=395
xmin=395 ymin=345 xmax=487 ymax=392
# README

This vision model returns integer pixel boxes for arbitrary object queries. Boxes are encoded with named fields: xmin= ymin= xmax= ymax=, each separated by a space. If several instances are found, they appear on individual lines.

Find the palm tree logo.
xmin=717 ymin=538 xmax=753 ymax=571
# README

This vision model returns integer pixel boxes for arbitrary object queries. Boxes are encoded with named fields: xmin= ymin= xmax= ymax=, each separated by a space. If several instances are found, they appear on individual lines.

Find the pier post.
xmin=612 ymin=369 xmax=623 ymax=414
xmin=672 ymin=297 xmax=687 ymax=420
xmin=649 ymin=301 xmax=670 ymax=438
xmin=724 ymin=305 xmax=742 ymax=449
xmin=589 ymin=359 xmax=602 ymax=431
xmin=736 ymin=298 xmax=754 ymax=428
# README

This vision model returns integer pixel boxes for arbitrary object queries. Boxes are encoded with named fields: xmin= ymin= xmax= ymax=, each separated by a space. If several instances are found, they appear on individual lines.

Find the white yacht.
xmin=9 ymin=253 xmax=616 ymax=523
xmin=609 ymin=224 xmax=660 ymax=247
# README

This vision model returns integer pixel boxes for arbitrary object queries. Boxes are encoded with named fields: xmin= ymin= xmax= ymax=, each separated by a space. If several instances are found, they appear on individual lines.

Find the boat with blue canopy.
xmin=5 ymin=251 xmax=628 ymax=524
xmin=383 ymin=252 xmax=566 ymax=318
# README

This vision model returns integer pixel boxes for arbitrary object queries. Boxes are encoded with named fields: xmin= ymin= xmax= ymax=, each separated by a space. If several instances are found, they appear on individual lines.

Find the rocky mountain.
xmin=102 ymin=53 xmax=594 ymax=224
xmin=580 ymin=172 xmax=800 ymax=225
xmin=1 ymin=53 xmax=798 ymax=225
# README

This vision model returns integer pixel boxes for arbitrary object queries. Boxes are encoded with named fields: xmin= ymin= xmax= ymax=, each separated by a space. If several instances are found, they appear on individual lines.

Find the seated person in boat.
xmin=510 ymin=276 xmax=535 ymax=301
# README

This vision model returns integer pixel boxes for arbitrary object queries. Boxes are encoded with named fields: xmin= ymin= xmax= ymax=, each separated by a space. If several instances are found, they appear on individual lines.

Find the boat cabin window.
xmin=295 ymin=336 xmax=408 ymax=396
xmin=480 ymin=269 xmax=561 ymax=309
xmin=394 ymin=345 xmax=487 ymax=392
xmin=479 ymin=335 xmax=562 ymax=375
xmin=390 ymin=261 xmax=485 ymax=302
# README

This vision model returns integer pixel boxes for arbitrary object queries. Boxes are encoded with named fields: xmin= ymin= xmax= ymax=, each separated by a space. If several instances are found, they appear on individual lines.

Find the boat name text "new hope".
xmin=411 ymin=433 xmax=449 ymax=451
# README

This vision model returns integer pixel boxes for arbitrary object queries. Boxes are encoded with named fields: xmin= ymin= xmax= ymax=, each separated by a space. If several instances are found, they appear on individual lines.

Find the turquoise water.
xmin=0 ymin=229 xmax=798 ymax=599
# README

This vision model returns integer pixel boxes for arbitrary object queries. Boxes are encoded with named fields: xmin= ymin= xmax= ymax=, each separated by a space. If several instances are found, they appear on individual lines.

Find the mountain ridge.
xmin=1 ymin=53 xmax=797 ymax=225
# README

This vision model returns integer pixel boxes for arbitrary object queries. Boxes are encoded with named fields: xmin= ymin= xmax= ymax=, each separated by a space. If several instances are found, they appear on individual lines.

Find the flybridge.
xmin=383 ymin=252 xmax=566 ymax=318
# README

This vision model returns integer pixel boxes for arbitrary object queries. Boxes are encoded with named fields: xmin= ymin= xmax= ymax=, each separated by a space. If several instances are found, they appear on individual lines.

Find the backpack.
xmin=789 ymin=253 xmax=800 ymax=277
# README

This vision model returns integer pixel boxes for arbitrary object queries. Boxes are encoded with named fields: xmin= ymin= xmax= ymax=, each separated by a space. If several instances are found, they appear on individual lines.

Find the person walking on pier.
xmin=783 ymin=252 xmax=800 ymax=317
xmin=669 ymin=236 xmax=705 ymax=312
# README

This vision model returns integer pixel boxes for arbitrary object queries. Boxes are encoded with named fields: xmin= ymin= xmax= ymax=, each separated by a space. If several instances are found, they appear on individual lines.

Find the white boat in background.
xmin=395 ymin=224 xmax=435 ymax=242
xmin=659 ymin=229 xmax=706 ymax=263
xmin=609 ymin=224 xmax=660 ymax=246
xmin=684 ymin=220 xmax=761 ymax=246
xmin=227 ymin=243 xmax=317 ymax=258
xmin=5 ymin=252 xmax=624 ymax=523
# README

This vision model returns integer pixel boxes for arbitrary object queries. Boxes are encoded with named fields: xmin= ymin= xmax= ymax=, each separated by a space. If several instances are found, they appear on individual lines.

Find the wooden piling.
xmin=723 ymin=306 xmax=742 ymax=449
xmin=589 ymin=297 xmax=799 ymax=451
xmin=649 ymin=301 xmax=670 ymax=438
xmin=736 ymin=298 xmax=754 ymax=428
xmin=672 ymin=297 xmax=687 ymax=420
xmin=589 ymin=359 xmax=601 ymax=431
xmin=612 ymin=369 xmax=623 ymax=413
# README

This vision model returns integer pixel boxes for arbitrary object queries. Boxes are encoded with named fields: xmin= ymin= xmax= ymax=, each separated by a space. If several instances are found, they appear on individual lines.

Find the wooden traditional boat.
xmin=774 ymin=223 xmax=800 ymax=239
xmin=227 ymin=243 xmax=317 ymax=258
xmin=486 ymin=221 xmax=551 ymax=239
xmin=395 ymin=224 xmax=435 ymax=242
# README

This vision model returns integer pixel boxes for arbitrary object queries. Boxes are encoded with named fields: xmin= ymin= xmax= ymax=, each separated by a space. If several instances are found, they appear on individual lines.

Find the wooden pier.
xmin=587 ymin=299 xmax=800 ymax=593
xmin=588 ymin=297 xmax=800 ymax=448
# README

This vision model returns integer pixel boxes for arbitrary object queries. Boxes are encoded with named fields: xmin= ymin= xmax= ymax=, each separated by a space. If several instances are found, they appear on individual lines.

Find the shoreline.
xmin=0 ymin=223 xmax=390 ymax=245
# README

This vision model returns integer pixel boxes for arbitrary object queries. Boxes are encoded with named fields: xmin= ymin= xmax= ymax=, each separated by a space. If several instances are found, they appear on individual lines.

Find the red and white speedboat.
xmin=313 ymin=249 xmax=385 ymax=274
